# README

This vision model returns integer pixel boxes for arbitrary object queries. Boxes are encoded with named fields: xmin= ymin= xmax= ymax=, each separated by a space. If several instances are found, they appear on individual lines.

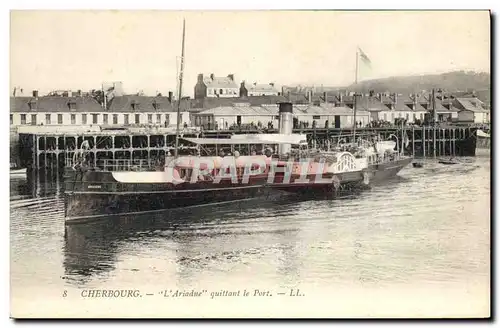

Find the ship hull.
xmin=63 ymin=167 xmax=367 ymax=223
xmin=364 ymin=157 xmax=413 ymax=183
xmin=270 ymin=170 xmax=365 ymax=194
xmin=64 ymin=169 xmax=272 ymax=223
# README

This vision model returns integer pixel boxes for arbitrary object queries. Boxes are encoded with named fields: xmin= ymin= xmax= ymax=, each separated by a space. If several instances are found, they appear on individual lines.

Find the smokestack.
xmin=197 ymin=74 xmax=204 ymax=82
xmin=278 ymin=102 xmax=293 ymax=155
xmin=210 ymin=73 xmax=215 ymax=80
xmin=307 ymin=90 xmax=313 ymax=104
xmin=323 ymin=91 xmax=327 ymax=103
xmin=32 ymin=90 xmax=38 ymax=98
xmin=168 ymin=91 xmax=173 ymax=103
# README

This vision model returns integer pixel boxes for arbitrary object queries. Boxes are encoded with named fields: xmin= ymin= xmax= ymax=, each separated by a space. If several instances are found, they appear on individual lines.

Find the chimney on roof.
xmin=240 ymin=81 xmax=248 ymax=97
xmin=392 ymin=93 xmax=398 ymax=104
xmin=197 ymin=73 xmax=204 ymax=82
xmin=168 ymin=91 xmax=173 ymax=103
xmin=269 ymin=82 xmax=275 ymax=87
xmin=323 ymin=91 xmax=328 ymax=103
xmin=307 ymin=90 xmax=313 ymax=104
xmin=32 ymin=90 xmax=38 ymax=99
xmin=77 ymin=89 xmax=82 ymax=97
xmin=210 ymin=73 xmax=215 ymax=81
xmin=227 ymin=74 xmax=234 ymax=81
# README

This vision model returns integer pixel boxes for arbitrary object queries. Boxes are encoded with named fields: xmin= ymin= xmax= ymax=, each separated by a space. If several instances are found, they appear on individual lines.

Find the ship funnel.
xmin=278 ymin=102 xmax=293 ymax=155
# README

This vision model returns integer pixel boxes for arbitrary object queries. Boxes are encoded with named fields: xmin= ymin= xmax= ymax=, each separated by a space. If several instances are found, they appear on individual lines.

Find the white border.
xmin=3 ymin=2 xmax=497 ymax=326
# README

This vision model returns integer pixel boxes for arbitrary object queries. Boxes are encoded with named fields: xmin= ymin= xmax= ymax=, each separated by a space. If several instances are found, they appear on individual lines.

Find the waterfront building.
xmin=194 ymin=73 xmax=239 ymax=99
xmin=10 ymin=91 xmax=192 ymax=129
xmin=453 ymin=97 xmax=490 ymax=124
xmin=191 ymin=102 xmax=370 ymax=130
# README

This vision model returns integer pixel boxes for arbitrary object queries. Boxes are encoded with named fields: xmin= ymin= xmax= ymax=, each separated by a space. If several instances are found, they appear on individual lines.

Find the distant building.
xmin=10 ymin=90 xmax=191 ymax=128
xmin=194 ymin=73 xmax=239 ymax=99
xmin=240 ymin=81 xmax=279 ymax=97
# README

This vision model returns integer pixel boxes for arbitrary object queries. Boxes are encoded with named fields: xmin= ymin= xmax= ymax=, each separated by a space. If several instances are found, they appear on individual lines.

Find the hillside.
xmin=285 ymin=71 xmax=491 ymax=104
xmin=348 ymin=70 xmax=490 ymax=103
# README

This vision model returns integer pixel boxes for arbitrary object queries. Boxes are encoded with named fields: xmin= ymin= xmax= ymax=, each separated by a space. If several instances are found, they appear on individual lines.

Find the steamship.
xmin=64 ymin=102 xmax=370 ymax=222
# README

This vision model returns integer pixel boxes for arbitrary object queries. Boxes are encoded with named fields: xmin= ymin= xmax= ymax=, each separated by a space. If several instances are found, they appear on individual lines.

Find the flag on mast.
xmin=358 ymin=47 xmax=372 ymax=67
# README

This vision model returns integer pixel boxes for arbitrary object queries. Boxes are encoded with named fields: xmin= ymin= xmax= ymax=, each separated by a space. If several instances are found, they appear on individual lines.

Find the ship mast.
xmin=353 ymin=49 xmax=358 ymax=144
xmin=174 ymin=19 xmax=186 ymax=158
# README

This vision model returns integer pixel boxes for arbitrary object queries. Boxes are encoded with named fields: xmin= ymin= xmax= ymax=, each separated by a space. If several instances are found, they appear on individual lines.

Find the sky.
xmin=10 ymin=10 xmax=490 ymax=97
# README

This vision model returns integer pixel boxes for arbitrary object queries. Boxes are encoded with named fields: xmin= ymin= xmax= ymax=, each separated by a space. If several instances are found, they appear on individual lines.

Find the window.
xmin=31 ymin=114 xmax=37 ymax=125
xmin=220 ymin=89 xmax=223 ymax=95
xmin=92 ymin=114 xmax=98 ymax=124
xmin=420 ymin=113 xmax=424 ymax=120
xmin=313 ymin=115 xmax=321 ymax=120
xmin=58 ymin=114 xmax=63 ymax=124
xmin=82 ymin=114 xmax=87 ymax=124
xmin=148 ymin=114 xmax=152 ymax=124
xmin=405 ymin=113 xmax=409 ymax=120
xmin=71 ymin=114 xmax=76 ymax=124
xmin=383 ymin=113 xmax=387 ymax=121
xmin=124 ymin=114 xmax=129 ymax=125
xmin=164 ymin=114 xmax=170 ymax=126
xmin=413 ymin=113 xmax=417 ymax=121
xmin=135 ymin=114 xmax=140 ymax=124
xmin=208 ymin=89 xmax=212 ymax=95
xmin=21 ymin=114 xmax=26 ymax=125
xmin=113 ymin=114 xmax=118 ymax=124
xmin=45 ymin=114 xmax=51 ymax=125
xmin=10 ymin=114 xmax=13 ymax=125
xmin=156 ymin=114 xmax=161 ymax=124
xmin=103 ymin=114 xmax=108 ymax=124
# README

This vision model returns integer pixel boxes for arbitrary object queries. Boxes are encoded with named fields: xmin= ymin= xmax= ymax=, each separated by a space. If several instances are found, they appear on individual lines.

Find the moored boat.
xmin=438 ymin=158 xmax=461 ymax=165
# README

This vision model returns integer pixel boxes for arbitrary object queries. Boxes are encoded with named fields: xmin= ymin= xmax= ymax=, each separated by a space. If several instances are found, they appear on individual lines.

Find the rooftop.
xmin=10 ymin=96 xmax=103 ymax=113
xmin=203 ymin=75 xmax=238 ymax=89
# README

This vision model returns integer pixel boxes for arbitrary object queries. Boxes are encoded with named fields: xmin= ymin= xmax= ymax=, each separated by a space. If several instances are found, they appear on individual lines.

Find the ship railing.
xmin=65 ymin=158 xmax=159 ymax=172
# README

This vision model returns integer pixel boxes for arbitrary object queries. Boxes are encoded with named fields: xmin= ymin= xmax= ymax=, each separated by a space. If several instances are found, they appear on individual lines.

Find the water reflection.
xmin=61 ymin=194 xmax=339 ymax=288
xmin=14 ymin=158 xmax=490 ymax=295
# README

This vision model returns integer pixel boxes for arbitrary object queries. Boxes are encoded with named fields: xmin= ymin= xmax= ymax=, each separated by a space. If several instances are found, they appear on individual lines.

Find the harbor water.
xmin=10 ymin=156 xmax=490 ymax=318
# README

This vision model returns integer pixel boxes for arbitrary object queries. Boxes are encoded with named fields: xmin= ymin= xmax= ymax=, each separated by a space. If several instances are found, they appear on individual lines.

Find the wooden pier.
xmin=17 ymin=125 xmax=478 ymax=172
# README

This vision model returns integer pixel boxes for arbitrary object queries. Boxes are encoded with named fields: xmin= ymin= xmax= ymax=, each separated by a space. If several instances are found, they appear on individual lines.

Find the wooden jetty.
xmin=17 ymin=125 xmax=478 ymax=172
